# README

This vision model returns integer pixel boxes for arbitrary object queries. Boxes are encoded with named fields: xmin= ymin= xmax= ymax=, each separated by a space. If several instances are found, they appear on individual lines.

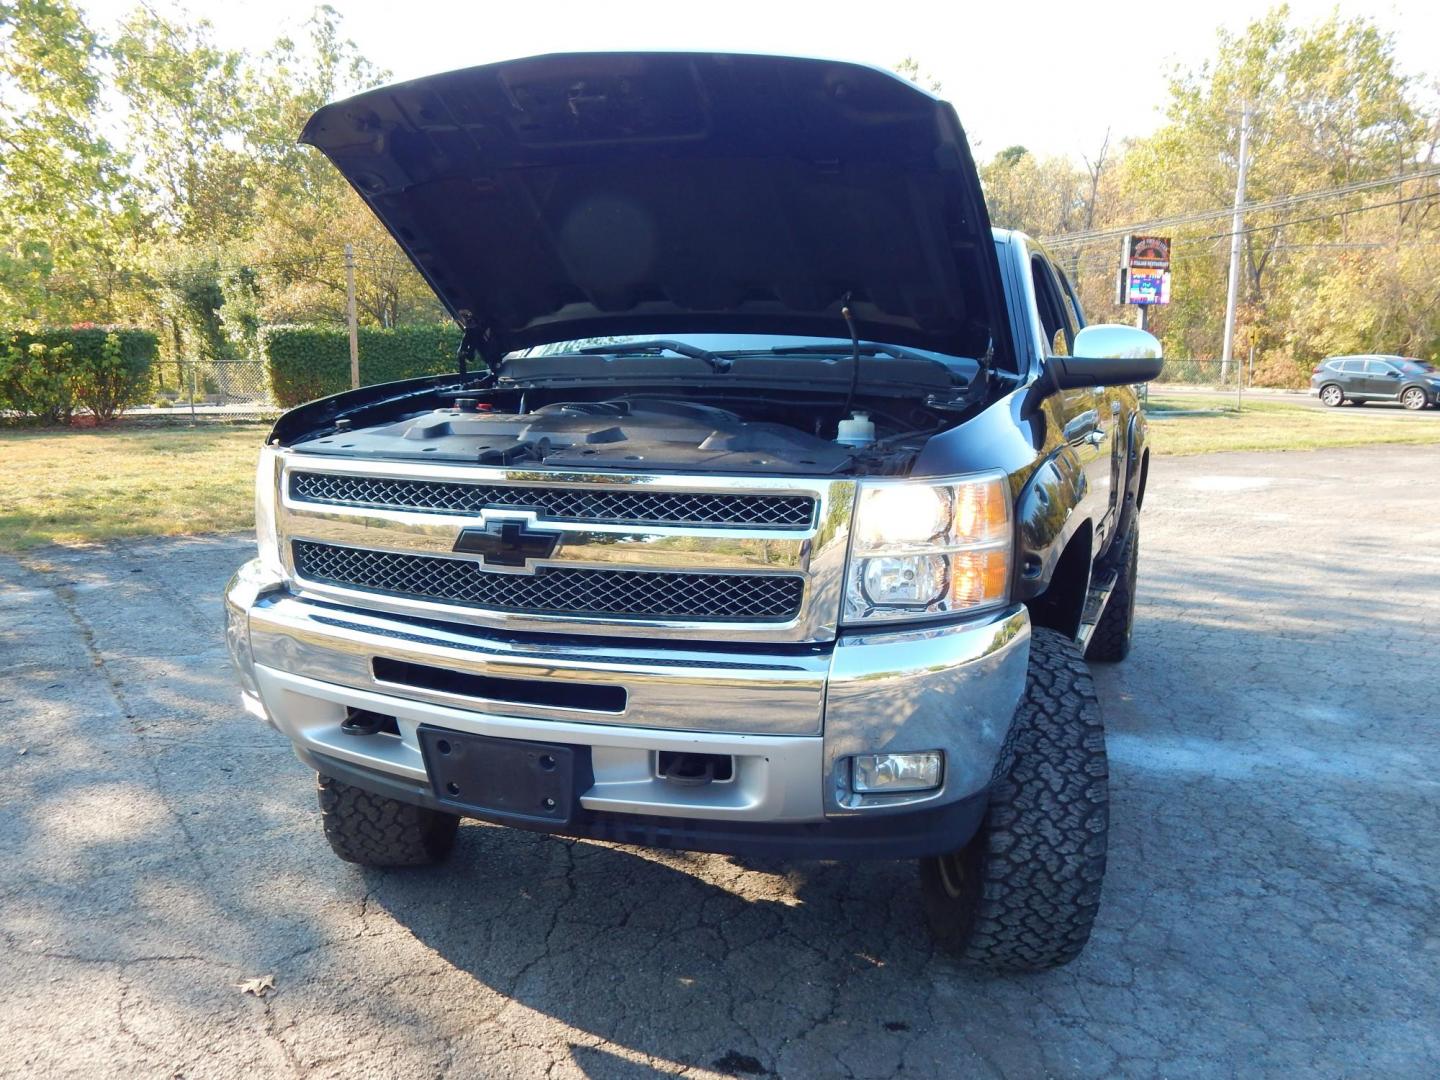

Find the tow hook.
xmin=341 ymin=708 xmax=399 ymax=737
xmin=657 ymin=751 xmax=733 ymax=787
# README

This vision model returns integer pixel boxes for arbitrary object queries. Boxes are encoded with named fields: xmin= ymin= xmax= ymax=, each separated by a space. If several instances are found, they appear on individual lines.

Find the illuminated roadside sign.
xmin=1123 ymin=235 xmax=1171 ymax=271
xmin=1125 ymin=268 xmax=1170 ymax=306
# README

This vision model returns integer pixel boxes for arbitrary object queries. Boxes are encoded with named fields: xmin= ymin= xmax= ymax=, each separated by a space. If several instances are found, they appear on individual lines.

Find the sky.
xmin=81 ymin=0 xmax=1439 ymax=161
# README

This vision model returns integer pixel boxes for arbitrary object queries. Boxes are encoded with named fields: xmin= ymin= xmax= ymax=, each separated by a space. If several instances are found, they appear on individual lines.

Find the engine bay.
xmin=284 ymin=350 xmax=989 ymax=475
xmin=293 ymin=394 xmax=939 ymax=475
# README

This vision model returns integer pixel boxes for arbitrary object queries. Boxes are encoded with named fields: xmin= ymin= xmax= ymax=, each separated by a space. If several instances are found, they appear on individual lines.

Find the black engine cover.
xmin=293 ymin=397 xmax=852 ymax=474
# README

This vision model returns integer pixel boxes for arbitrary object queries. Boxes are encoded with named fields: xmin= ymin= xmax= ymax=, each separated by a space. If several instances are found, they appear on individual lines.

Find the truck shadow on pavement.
xmin=355 ymin=827 xmax=957 ymax=1078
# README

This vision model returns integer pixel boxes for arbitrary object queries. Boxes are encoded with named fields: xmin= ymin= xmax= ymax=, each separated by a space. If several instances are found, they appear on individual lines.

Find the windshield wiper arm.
xmin=574 ymin=339 xmax=729 ymax=372
xmin=767 ymin=341 xmax=939 ymax=363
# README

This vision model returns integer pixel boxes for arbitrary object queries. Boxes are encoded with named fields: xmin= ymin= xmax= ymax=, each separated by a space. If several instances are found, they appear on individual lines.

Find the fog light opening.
xmin=850 ymin=751 xmax=944 ymax=794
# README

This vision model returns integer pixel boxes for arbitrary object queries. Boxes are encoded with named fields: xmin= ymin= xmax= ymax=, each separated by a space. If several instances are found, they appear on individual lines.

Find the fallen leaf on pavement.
xmin=237 ymin=974 xmax=276 ymax=998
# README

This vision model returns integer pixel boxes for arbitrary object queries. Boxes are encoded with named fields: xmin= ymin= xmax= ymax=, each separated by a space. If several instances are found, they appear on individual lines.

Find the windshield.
xmin=507 ymin=333 xmax=978 ymax=374
xmin=1395 ymin=359 xmax=1434 ymax=374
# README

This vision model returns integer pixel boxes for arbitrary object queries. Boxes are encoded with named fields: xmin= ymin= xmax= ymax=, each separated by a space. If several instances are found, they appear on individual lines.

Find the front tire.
xmin=1401 ymin=387 xmax=1427 ymax=411
xmin=919 ymin=629 xmax=1108 ymax=971
xmin=1086 ymin=525 xmax=1139 ymax=663
xmin=318 ymin=775 xmax=460 ymax=867
xmin=1319 ymin=384 xmax=1344 ymax=407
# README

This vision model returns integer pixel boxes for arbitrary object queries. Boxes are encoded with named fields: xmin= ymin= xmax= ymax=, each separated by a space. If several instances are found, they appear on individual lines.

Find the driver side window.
xmin=1030 ymin=256 xmax=1074 ymax=356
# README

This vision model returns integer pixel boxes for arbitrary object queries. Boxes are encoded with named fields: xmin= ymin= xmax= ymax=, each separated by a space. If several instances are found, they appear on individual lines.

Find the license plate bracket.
xmin=417 ymin=726 xmax=582 ymax=825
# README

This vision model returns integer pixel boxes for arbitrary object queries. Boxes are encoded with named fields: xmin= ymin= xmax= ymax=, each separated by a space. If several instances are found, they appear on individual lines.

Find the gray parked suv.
xmin=1311 ymin=355 xmax=1440 ymax=409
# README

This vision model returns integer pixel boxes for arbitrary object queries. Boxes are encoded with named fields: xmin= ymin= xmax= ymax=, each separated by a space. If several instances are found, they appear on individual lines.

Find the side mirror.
xmin=1046 ymin=324 xmax=1164 ymax=392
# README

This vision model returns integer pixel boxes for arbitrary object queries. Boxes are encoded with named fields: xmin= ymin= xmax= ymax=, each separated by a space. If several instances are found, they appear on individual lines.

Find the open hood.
xmin=301 ymin=52 xmax=1013 ymax=369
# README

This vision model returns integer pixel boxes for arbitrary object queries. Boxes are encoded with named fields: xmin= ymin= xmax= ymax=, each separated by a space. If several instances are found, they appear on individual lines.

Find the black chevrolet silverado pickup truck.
xmin=224 ymin=52 xmax=1162 ymax=970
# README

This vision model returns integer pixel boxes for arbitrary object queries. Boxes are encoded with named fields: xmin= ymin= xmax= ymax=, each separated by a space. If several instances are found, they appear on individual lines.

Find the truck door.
xmin=1030 ymin=254 xmax=1115 ymax=549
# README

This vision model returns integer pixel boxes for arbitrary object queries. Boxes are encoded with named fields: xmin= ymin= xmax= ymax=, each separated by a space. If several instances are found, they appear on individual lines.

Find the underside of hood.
xmin=301 ymin=51 xmax=1013 ymax=369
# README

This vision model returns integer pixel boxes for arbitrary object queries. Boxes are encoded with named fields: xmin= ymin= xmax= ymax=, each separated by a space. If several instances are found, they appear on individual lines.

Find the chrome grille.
xmin=292 ymin=541 xmax=805 ymax=622
xmin=290 ymin=472 xmax=815 ymax=529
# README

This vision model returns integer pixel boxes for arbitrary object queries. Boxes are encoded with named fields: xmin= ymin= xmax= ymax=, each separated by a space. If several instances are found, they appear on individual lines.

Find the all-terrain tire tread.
xmin=921 ymin=628 xmax=1109 ymax=971
xmin=317 ymin=775 xmax=459 ymax=867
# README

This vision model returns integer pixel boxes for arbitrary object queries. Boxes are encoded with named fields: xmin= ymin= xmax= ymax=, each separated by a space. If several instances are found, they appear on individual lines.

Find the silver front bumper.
xmin=226 ymin=560 xmax=1030 ymax=824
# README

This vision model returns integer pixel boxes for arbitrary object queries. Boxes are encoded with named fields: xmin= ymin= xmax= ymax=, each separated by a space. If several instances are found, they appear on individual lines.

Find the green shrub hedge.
xmin=0 ymin=328 xmax=158 ymax=423
xmin=261 ymin=324 xmax=461 ymax=408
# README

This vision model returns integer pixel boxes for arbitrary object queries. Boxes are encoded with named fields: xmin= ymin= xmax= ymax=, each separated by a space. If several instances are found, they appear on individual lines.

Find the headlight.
xmin=254 ymin=445 xmax=284 ymax=576
xmin=843 ymin=473 xmax=1011 ymax=625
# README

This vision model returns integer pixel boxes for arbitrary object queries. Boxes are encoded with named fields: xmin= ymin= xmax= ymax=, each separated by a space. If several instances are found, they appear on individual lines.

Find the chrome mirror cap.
xmin=1071 ymin=324 xmax=1162 ymax=361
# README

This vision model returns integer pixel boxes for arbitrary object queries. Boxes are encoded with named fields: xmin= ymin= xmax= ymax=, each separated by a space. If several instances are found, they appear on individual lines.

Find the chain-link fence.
xmin=1152 ymin=357 xmax=1252 ymax=389
xmin=1143 ymin=356 xmax=1279 ymax=413
xmin=142 ymin=358 xmax=278 ymax=422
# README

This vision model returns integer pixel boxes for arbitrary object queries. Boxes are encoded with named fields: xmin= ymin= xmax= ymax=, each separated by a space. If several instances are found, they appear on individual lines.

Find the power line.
xmin=1041 ymin=166 xmax=1440 ymax=248
xmin=1195 ymin=191 xmax=1438 ymax=242
xmin=1050 ymin=190 xmax=1440 ymax=277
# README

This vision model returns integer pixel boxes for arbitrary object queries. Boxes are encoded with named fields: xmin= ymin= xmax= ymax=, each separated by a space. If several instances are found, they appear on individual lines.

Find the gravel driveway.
xmin=2 ymin=445 xmax=1437 ymax=1078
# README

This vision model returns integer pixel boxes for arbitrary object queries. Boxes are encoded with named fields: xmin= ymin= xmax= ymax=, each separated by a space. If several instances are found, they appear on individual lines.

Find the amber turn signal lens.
xmin=948 ymin=548 xmax=1010 ymax=608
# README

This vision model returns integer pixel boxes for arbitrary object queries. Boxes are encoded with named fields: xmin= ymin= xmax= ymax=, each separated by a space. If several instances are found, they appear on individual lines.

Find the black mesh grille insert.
xmin=292 ymin=541 xmax=805 ymax=622
xmin=289 ymin=472 xmax=815 ymax=529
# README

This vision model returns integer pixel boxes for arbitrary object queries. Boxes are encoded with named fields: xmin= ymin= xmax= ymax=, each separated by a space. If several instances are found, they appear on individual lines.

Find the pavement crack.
xmin=32 ymin=563 xmax=217 ymax=886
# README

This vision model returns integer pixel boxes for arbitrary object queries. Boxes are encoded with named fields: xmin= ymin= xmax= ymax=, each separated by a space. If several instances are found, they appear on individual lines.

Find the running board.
xmin=1074 ymin=564 xmax=1120 ymax=655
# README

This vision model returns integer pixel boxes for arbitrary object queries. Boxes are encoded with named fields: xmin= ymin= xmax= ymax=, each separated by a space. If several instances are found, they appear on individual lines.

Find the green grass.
xmin=1145 ymin=392 xmax=1440 ymax=455
xmin=0 ymin=423 xmax=267 ymax=552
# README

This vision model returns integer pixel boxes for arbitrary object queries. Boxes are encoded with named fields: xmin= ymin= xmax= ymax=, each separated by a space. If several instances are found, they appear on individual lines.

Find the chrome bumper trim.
xmin=822 ymin=608 xmax=1030 ymax=814
xmin=231 ymin=559 xmax=1032 ymax=824
xmin=248 ymin=593 xmax=829 ymax=736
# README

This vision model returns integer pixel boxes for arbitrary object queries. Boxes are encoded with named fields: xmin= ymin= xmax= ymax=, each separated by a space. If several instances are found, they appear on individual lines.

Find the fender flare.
xmin=1014 ymin=445 xmax=1092 ymax=602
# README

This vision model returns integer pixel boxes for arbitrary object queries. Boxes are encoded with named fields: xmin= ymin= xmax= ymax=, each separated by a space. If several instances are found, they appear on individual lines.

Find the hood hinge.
xmin=456 ymin=319 xmax=505 ymax=382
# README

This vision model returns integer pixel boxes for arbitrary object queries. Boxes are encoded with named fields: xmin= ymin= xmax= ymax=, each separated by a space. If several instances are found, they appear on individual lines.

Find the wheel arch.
xmin=1025 ymin=519 xmax=1093 ymax=640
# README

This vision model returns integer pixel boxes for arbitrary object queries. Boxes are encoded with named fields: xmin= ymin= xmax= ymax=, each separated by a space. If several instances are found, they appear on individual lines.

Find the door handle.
xmin=1086 ymin=430 xmax=1107 ymax=446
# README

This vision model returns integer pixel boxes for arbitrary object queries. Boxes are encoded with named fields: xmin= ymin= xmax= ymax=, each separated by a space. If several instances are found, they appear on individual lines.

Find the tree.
xmin=0 ymin=0 xmax=136 ymax=324
xmin=1050 ymin=6 xmax=1438 ymax=372
xmin=112 ymin=9 xmax=253 ymax=240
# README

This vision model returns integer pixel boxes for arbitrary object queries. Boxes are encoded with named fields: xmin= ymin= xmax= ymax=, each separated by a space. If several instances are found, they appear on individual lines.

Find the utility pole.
xmin=1220 ymin=103 xmax=1251 ymax=386
xmin=345 ymin=243 xmax=360 ymax=390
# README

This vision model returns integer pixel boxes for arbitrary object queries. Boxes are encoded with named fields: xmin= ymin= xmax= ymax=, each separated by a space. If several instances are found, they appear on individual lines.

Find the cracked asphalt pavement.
xmin=2 ymin=445 xmax=1437 ymax=1078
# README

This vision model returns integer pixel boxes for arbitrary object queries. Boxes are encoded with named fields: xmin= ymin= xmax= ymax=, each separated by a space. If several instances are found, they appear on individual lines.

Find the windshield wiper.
xmin=767 ymin=341 xmax=942 ymax=363
xmin=574 ymin=339 xmax=730 ymax=372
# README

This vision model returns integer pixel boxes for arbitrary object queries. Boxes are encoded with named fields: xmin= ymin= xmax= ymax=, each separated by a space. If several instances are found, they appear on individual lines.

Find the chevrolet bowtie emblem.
xmin=453 ymin=520 xmax=562 ymax=569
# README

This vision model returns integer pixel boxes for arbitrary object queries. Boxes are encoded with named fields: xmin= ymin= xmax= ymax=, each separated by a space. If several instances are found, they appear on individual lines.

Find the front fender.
xmin=1014 ymin=447 xmax=1089 ymax=601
